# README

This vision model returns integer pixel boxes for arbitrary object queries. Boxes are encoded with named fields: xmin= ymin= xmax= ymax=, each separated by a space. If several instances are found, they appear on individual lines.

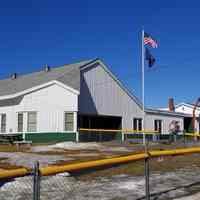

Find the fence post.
xmin=33 ymin=161 xmax=40 ymax=200
xmin=144 ymin=142 xmax=150 ymax=200
xmin=145 ymin=157 xmax=150 ymax=200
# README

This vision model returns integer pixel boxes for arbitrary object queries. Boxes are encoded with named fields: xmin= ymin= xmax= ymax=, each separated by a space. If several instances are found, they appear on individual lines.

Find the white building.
xmin=175 ymin=103 xmax=200 ymax=116
xmin=161 ymin=101 xmax=200 ymax=133
xmin=0 ymin=59 xmax=185 ymax=142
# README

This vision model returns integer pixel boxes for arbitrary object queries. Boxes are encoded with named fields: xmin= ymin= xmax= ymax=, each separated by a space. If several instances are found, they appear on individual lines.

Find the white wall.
xmin=175 ymin=105 xmax=200 ymax=132
xmin=0 ymin=83 xmax=78 ymax=133
xmin=79 ymin=63 xmax=143 ymax=129
xmin=145 ymin=113 xmax=184 ymax=134
xmin=176 ymin=105 xmax=199 ymax=115
xmin=79 ymin=63 xmax=185 ymax=133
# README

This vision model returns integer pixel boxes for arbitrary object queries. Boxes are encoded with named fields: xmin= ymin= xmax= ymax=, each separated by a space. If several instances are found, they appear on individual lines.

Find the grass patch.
xmin=0 ymin=158 xmax=24 ymax=170
xmin=0 ymin=144 xmax=20 ymax=152
xmin=77 ymin=153 xmax=200 ymax=181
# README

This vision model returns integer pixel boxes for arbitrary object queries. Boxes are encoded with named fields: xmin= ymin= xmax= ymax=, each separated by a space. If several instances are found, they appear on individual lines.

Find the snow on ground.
xmin=31 ymin=142 xmax=130 ymax=153
xmin=31 ymin=141 xmax=200 ymax=154
xmin=1 ymin=167 xmax=200 ymax=200
xmin=174 ymin=192 xmax=200 ymax=200
xmin=31 ymin=142 xmax=101 ymax=152
xmin=0 ymin=142 xmax=132 ymax=168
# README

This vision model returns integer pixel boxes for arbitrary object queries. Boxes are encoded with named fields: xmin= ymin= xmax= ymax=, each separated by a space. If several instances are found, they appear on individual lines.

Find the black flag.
xmin=145 ymin=48 xmax=155 ymax=68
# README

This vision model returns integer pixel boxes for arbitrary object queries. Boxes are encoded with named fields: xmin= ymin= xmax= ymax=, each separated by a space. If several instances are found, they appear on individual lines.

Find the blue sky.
xmin=0 ymin=0 xmax=199 ymax=108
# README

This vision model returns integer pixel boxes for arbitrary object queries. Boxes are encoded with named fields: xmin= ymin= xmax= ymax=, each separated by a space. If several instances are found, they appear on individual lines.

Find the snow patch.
xmin=173 ymin=192 xmax=200 ymax=200
xmin=32 ymin=142 xmax=101 ymax=152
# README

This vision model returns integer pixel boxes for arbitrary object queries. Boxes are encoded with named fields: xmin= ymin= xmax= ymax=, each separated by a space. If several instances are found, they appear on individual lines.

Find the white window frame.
xmin=154 ymin=119 xmax=163 ymax=134
xmin=64 ymin=112 xmax=75 ymax=132
xmin=133 ymin=118 xmax=143 ymax=131
xmin=27 ymin=112 xmax=37 ymax=132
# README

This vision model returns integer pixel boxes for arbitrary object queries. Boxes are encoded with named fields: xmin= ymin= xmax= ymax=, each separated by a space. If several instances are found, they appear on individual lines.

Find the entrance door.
xmin=78 ymin=114 xmax=122 ymax=142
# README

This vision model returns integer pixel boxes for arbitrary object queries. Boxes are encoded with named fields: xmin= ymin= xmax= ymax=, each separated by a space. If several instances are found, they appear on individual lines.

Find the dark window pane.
xmin=18 ymin=113 xmax=23 ymax=132
xmin=154 ymin=120 xmax=162 ymax=133
xmin=1 ymin=114 xmax=6 ymax=133
xmin=133 ymin=118 xmax=142 ymax=131
xmin=65 ymin=112 xmax=74 ymax=131
xmin=138 ymin=119 xmax=142 ymax=131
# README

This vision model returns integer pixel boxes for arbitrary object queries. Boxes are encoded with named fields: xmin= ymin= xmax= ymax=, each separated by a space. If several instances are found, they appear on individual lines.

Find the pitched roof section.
xmin=175 ymin=102 xmax=200 ymax=109
xmin=0 ymin=59 xmax=94 ymax=96
xmin=85 ymin=59 xmax=143 ymax=109
xmin=0 ymin=58 xmax=144 ymax=108
xmin=145 ymin=108 xmax=191 ymax=117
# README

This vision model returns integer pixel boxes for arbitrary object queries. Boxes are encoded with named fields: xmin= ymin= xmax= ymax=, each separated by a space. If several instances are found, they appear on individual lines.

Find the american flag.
xmin=144 ymin=32 xmax=158 ymax=48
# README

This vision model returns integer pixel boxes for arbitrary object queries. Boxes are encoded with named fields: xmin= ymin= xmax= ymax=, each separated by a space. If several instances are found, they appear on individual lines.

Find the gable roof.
xmin=0 ymin=58 xmax=144 ymax=108
xmin=145 ymin=108 xmax=191 ymax=118
xmin=1 ymin=58 xmax=194 ymax=119
xmin=81 ymin=59 xmax=143 ymax=109
xmin=0 ymin=59 xmax=94 ymax=97
xmin=175 ymin=102 xmax=200 ymax=110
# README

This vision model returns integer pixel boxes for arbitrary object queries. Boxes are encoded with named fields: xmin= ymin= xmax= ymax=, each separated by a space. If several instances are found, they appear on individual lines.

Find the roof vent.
xmin=11 ymin=73 xmax=17 ymax=80
xmin=44 ymin=64 xmax=50 ymax=72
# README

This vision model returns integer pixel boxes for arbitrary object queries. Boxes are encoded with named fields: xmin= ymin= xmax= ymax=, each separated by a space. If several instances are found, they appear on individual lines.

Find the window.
xmin=27 ymin=112 xmax=37 ymax=132
xmin=1 ymin=114 xmax=6 ymax=133
xmin=18 ymin=113 xmax=23 ymax=132
xmin=154 ymin=120 xmax=162 ymax=133
xmin=133 ymin=118 xmax=142 ymax=131
xmin=64 ymin=112 xmax=74 ymax=131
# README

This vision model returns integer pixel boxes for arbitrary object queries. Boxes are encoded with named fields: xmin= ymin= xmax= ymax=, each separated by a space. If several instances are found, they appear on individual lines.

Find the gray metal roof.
xmin=0 ymin=59 xmax=190 ymax=120
xmin=0 ymin=59 xmax=94 ymax=96
xmin=145 ymin=108 xmax=192 ymax=118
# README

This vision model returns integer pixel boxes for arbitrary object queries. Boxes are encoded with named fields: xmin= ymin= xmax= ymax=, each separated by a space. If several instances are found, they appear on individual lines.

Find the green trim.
xmin=25 ymin=132 xmax=76 ymax=143
xmin=115 ymin=132 xmax=123 ymax=141
xmin=126 ymin=134 xmax=153 ymax=140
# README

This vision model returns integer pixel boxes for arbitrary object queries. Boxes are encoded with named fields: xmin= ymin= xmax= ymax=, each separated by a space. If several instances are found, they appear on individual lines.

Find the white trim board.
xmin=0 ymin=80 xmax=79 ymax=100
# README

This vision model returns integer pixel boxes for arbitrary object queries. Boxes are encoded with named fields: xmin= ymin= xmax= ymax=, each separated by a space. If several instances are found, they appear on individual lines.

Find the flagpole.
xmin=142 ymin=29 xmax=150 ymax=200
xmin=142 ymin=29 xmax=146 ymax=145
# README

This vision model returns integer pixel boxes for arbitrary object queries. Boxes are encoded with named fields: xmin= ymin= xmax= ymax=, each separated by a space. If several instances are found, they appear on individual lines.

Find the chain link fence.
xmin=0 ymin=175 xmax=33 ymax=200
xmin=1 ymin=139 xmax=200 ymax=200
xmin=2 ymin=157 xmax=200 ymax=200
xmin=1 ymin=156 xmax=200 ymax=200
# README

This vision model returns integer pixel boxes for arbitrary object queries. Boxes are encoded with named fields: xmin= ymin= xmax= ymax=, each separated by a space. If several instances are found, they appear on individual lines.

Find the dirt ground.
xmin=77 ymin=153 xmax=200 ymax=180
xmin=0 ymin=140 xmax=200 ymax=170
xmin=1 ymin=141 xmax=200 ymax=200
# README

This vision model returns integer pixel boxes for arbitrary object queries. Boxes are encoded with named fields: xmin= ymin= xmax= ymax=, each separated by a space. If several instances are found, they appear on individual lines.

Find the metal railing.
xmin=1 ymin=134 xmax=200 ymax=200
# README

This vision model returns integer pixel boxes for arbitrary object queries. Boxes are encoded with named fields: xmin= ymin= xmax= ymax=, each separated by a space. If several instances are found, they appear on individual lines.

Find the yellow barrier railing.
xmin=40 ymin=153 xmax=147 ymax=176
xmin=79 ymin=128 xmax=159 ymax=135
xmin=0 ymin=168 xmax=29 ymax=179
xmin=185 ymin=132 xmax=200 ymax=137
xmin=2 ymin=147 xmax=200 ymax=179
xmin=39 ymin=147 xmax=200 ymax=176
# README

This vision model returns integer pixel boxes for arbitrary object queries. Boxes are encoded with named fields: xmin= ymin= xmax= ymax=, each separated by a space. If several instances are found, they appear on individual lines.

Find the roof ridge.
xmin=0 ymin=59 xmax=95 ymax=82
xmin=56 ymin=59 xmax=98 ymax=81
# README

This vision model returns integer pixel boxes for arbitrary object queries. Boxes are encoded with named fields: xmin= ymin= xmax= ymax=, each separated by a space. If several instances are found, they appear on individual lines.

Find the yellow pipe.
xmin=185 ymin=133 xmax=200 ymax=137
xmin=0 ymin=168 xmax=29 ymax=179
xmin=40 ymin=147 xmax=200 ymax=176
xmin=125 ymin=132 xmax=158 ymax=135
xmin=79 ymin=128 xmax=158 ymax=134
xmin=40 ymin=153 xmax=147 ymax=176
xmin=150 ymin=147 xmax=200 ymax=157
xmin=2 ymin=147 xmax=200 ymax=179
